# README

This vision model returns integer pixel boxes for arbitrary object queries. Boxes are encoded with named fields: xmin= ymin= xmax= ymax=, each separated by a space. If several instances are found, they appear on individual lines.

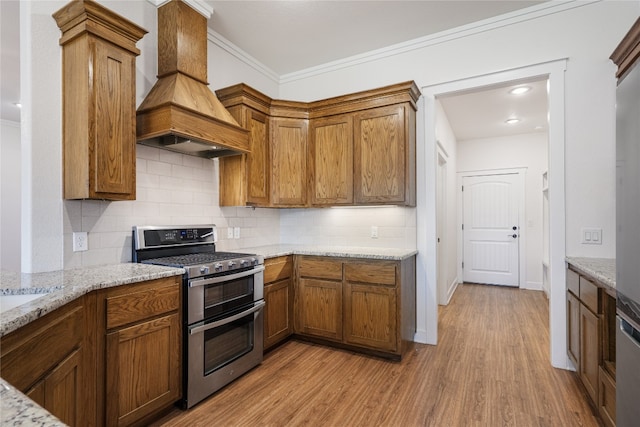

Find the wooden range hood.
xmin=136 ymin=0 xmax=249 ymax=158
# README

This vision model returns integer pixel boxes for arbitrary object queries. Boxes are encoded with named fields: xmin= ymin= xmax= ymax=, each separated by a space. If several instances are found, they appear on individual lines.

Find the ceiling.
xmin=1 ymin=0 xmax=549 ymax=140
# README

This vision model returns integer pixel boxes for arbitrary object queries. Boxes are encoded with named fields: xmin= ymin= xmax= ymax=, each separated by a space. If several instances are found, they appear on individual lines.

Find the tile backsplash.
xmin=63 ymin=145 xmax=280 ymax=269
xmin=63 ymin=145 xmax=416 ymax=269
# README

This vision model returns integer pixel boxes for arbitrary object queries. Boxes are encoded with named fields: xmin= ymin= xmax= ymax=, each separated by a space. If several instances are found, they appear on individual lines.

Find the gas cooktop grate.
xmin=142 ymin=252 xmax=256 ymax=267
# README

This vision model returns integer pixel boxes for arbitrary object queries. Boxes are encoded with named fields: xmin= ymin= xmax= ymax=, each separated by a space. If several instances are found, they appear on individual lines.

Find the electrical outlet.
xmin=227 ymin=228 xmax=234 ymax=239
xmin=72 ymin=232 xmax=88 ymax=252
xmin=581 ymin=228 xmax=602 ymax=245
xmin=371 ymin=226 xmax=378 ymax=239
xmin=234 ymin=227 xmax=240 ymax=239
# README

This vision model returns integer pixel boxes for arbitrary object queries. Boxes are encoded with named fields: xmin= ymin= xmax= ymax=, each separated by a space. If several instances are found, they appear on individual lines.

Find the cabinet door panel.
xmin=106 ymin=312 xmax=181 ymax=426
xmin=354 ymin=105 xmax=405 ymax=204
xmin=344 ymin=283 xmax=397 ymax=351
xmin=264 ymin=278 xmax=293 ymax=349
xmin=310 ymin=115 xmax=353 ymax=205
xmin=298 ymin=278 xmax=342 ymax=340
xmin=93 ymin=39 xmax=136 ymax=198
xmin=567 ymin=291 xmax=581 ymax=368
xmin=247 ymin=109 xmax=270 ymax=204
xmin=271 ymin=118 xmax=308 ymax=206
xmin=579 ymin=304 xmax=600 ymax=403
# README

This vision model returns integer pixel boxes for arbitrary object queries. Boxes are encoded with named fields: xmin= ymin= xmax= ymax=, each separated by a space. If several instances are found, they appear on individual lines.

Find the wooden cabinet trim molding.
xmin=610 ymin=17 xmax=640 ymax=80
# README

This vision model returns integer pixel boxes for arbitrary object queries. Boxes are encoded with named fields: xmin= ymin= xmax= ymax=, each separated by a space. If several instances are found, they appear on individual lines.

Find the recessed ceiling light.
xmin=509 ymin=86 xmax=531 ymax=95
xmin=505 ymin=118 xmax=520 ymax=125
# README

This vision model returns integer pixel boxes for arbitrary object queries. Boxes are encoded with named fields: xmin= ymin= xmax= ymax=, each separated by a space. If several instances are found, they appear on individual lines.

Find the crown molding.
xmin=207 ymin=28 xmax=280 ymax=84
xmin=146 ymin=0 xmax=213 ymax=19
xmin=279 ymin=0 xmax=598 ymax=84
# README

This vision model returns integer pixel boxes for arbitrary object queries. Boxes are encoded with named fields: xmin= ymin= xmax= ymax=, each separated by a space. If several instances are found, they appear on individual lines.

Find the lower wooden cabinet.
xmin=344 ymin=261 xmax=398 ymax=352
xmin=566 ymin=265 xmax=616 ymax=426
xmin=264 ymin=256 xmax=294 ymax=349
xmin=98 ymin=276 xmax=182 ymax=427
xmin=579 ymin=303 xmax=600 ymax=403
xmin=0 ymin=296 xmax=95 ymax=427
xmin=295 ymin=255 xmax=416 ymax=358
xmin=599 ymin=366 xmax=616 ymax=427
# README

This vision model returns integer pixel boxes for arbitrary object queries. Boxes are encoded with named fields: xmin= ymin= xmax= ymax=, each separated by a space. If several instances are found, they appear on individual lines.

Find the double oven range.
xmin=133 ymin=225 xmax=265 ymax=409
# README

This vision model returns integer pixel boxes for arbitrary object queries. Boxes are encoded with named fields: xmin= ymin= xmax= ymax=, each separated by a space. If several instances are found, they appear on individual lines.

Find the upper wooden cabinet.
xmin=271 ymin=117 xmax=309 ymax=207
xmin=309 ymin=114 xmax=354 ymax=205
xmin=54 ymin=0 xmax=147 ymax=200
xmin=216 ymin=81 xmax=420 ymax=208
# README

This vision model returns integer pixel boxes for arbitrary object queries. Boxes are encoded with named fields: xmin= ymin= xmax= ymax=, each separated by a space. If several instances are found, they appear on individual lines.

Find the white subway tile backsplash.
xmin=64 ymin=145 xmax=414 ymax=270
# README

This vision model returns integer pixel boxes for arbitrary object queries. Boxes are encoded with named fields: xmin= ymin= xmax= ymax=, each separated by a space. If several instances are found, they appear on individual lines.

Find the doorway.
xmin=417 ymin=60 xmax=568 ymax=369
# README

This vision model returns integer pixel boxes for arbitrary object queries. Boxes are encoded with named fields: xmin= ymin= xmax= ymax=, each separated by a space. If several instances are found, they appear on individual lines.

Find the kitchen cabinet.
xmin=295 ymin=255 xmax=416 ymax=358
xmin=0 ymin=296 xmax=95 ymax=427
xmin=353 ymin=105 xmax=413 ymax=205
xmin=309 ymin=114 xmax=354 ymax=205
xmin=217 ymin=84 xmax=272 ymax=207
xmin=270 ymin=118 xmax=309 ymax=207
xmin=344 ymin=261 xmax=398 ymax=352
xmin=566 ymin=264 xmax=616 ymax=425
xmin=296 ymin=256 xmax=344 ymax=341
xmin=264 ymin=256 xmax=294 ymax=350
xmin=53 ymin=0 xmax=147 ymax=201
xmin=97 ymin=276 xmax=181 ymax=427
xmin=215 ymin=81 xmax=419 ymax=208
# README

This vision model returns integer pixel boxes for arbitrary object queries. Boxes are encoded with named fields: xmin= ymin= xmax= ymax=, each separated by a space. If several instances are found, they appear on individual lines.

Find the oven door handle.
xmin=189 ymin=300 xmax=265 ymax=335
xmin=189 ymin=265 xmax=265 ymax=287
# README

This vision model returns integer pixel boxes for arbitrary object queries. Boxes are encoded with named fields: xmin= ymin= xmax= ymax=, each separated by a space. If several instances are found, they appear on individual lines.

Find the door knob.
xmin=512 ymin=226 xmax=517 ymax=231
xmin=511 ymin=234 xmax=518 ymax=238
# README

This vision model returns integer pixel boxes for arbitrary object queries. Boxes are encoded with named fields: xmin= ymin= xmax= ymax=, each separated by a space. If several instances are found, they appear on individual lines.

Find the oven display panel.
xmin=143 ymin=227 xmax=214 ymax=246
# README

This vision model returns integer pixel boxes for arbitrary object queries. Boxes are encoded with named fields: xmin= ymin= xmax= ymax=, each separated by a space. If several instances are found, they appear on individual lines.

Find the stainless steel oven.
xmin=133 ymin=225 xmax=265 ymax=409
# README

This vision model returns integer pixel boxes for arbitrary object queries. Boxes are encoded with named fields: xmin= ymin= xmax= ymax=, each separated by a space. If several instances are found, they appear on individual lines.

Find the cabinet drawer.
xmin=344 ymin=262 xmax=397 ymax=286
xmin=567 ymin=268 xmax=580 ymax=296
xmin=598 ymin=366 xmax=616 ymax=427
xmin=298 ymin=257 xmax=343 ymax=280
xmin=579 ymin=277 xmax=599 ymax=314
xmin=106 ymin=277 xmax=180 ymax=329
xmin=265 ymin=256 xmax=293 ymax=284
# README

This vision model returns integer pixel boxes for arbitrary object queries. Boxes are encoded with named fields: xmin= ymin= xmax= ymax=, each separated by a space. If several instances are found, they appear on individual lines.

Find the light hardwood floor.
xmin=151 ymin=284 xmax=599 ymax=427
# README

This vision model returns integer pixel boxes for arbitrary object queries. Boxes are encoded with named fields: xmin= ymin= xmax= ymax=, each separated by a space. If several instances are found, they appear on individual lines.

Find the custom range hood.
xmin=136 ymin=0 xmax=249 ymax=158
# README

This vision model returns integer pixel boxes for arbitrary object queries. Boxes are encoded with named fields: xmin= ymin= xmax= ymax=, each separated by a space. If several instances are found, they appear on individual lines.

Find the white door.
xmin=463 ymin=174 xmax=520 ymax=286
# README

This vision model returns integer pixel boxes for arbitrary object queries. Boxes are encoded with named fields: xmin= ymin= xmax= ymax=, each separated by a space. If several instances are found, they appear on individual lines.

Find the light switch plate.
xmin=73 ymin=232 xmax=88 ymax=252
xmin=371 ymin=226 xmax=378 ymax=239
xmin=234 ymin=227 xmax=240 ymax=239
xmin=581 ymin=228 xmax=602 ymax=245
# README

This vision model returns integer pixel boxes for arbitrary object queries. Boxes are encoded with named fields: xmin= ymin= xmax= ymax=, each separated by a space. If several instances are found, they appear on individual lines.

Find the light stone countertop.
xmin=239 ymin=244 xmax=418 ymax=261
xmin=0 ymin=378 xmax=66 ymax=426
xmin=0 ymin=263 xmax=185 ymax=338
xmin=565 ymin=257 xmax=616 ymax=291
xmin=0 ymin=263 xmax=184 ymax=427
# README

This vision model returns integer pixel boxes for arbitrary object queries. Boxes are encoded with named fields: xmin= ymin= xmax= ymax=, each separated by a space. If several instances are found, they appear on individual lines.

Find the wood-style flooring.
xmin=151 ymin=284 xmax=599 ymax=427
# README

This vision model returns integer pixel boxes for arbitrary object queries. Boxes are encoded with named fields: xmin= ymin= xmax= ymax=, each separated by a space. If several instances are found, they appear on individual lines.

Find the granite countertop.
xmin=0 ymin=378 xmax=66 ymax=426
xmin=239 ymin=244 xmax=418 ymax=260
xmin=0 ymin=263 xmax=185 ymax=338
xmin=565 ymin=257 xmax=616 ymax=291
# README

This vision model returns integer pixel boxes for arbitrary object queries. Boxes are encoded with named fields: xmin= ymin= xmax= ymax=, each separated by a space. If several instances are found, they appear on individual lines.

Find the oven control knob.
xmin=214 ymin=263 xmax=223 ymax=272
xmin=250 ymin=257 xmax=257 ymax=265
xmin=240 ymin=259 xmax=248 ymax=266
xmin=200 ymin=266 xmax=210 ymax=275
xmin=228 ymin=261 xmax=236 ymax=268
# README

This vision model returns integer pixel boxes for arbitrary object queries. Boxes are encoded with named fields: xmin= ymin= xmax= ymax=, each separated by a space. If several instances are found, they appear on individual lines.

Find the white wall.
xmin=434 ymin=101 xmax=459 ymax=303
xmin=1 ymin=120 xmax=21 ymax=272
xmin=280 ymin=207 xmax=416 ymax=249
xmin=457 ymin=132 xmax=549 ymax=290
